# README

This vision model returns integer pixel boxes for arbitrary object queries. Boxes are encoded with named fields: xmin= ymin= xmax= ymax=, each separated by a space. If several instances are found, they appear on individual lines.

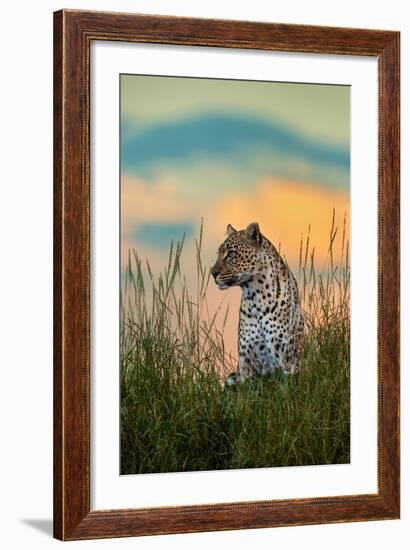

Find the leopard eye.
xmin=226 ymin=250 xmax=236 ymax=260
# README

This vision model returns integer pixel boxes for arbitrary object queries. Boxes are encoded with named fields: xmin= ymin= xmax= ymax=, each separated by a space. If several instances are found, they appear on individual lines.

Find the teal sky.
xmin=121 ymin=75 xmax=350 ymax=147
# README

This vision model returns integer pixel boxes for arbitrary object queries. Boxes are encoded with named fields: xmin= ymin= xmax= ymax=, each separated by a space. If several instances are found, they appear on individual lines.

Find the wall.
xmin=0 ymin=1 xmax=407 ymax=548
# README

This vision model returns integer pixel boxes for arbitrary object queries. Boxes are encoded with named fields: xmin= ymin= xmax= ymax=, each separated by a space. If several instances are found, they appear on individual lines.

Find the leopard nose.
xmin=211 ymin=266 xmax=220 ymax=279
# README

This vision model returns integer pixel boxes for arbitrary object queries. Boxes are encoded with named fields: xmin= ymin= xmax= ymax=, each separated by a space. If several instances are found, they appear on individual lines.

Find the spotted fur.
xmin=211 ymin=223 xmax=304 ymax=387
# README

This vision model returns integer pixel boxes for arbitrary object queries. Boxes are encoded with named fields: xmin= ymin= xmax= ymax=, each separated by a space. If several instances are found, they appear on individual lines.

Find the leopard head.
xmin=211 ymin=222 xmax=263 ymax=290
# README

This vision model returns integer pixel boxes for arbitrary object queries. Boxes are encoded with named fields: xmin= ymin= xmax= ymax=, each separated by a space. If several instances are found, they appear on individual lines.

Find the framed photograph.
xmin=54 ymin=9 xmax=400 ymax=540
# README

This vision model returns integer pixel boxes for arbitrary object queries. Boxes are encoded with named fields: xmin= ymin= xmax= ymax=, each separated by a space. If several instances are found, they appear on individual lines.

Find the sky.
xmin=120 ymin=74 xmax=350 ymax=358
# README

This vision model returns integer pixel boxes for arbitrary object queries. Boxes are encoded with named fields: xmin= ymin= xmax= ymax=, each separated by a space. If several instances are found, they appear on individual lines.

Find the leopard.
xmin=211 ymin=222 xmax=304 ymax=388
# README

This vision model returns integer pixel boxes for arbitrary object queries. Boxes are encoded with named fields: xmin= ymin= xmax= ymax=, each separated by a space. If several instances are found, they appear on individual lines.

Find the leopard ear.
xmin=246 ymin=222 xmax=262 ymax=245
xmin=226 ymin=224 xmax=237 ymax=236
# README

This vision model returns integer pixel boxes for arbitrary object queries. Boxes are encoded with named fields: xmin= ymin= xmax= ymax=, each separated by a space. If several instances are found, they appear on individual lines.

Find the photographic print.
xmin=120 ymin=74 xmax=350 ymax=475
xmin=54 ymin=11 xmax=400 ymax=539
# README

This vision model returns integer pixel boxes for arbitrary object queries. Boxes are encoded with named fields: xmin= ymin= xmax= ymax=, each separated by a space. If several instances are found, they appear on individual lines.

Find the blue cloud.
xmin=121 ymin=113 xmax=349 ymax=182
xmin=135 ymin=222 xmax=194 ymax=249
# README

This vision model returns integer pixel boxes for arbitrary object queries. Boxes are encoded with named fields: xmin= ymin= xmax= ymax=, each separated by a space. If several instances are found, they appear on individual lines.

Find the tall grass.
xmin=120 ymin=215 xmax=350 ymax=474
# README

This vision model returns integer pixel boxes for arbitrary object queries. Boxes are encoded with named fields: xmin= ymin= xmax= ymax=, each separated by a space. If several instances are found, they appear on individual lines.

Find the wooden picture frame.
xmin=53 ymin=9 xmax=400 ymax=540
